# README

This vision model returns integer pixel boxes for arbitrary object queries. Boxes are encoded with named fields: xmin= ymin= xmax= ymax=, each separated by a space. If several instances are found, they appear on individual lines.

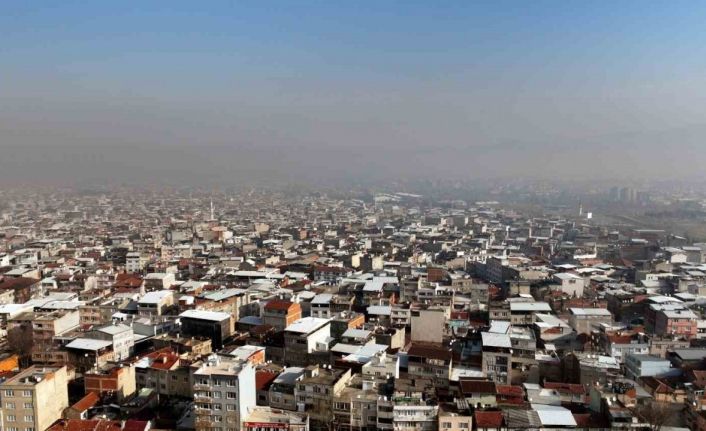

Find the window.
xmin=214 ymin=404 xmax=222 ymax=411
xmin=7 ymin=427 xmax=18 ymax=431
xmin=212 ymin=391 xmax=221 ymax=399
xmin=5 ymin=390 xmax=14 ymax=397
xmin=226 ymin=392 xmax=237 ymax=399
xmin=25 ymin=428 xmax=34 ymax=431
xmin=213 ymin=416 xmax=223 ymax=423
xmin=7 ymin=415 xmax=16 ymax=422
xmin=226 ymin=405 xmax=235 ymax=411
xmin=23 ymin=416 xmax=33 ymax=422
xmin=6 ymin=402 xmax=15 ymax=409
xmin=23 ymin=402 xmax=32 ymax=409
xmin=21 ymin=391 xmax=31 ymax=398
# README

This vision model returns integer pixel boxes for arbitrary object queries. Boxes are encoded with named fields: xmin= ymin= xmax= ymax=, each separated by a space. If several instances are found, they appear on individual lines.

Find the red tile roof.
xmin=47 ymin=420 xmax=122 ymax=431
xmin=140 ymin=348 xmax=180 ymax=370
xmin=450 ymin=311 xmax=469 ymax=320
xmin=255 ymin=370 xmax=278 ymax=391
xmin=0 ymin=277 xmax=38 ymax=290
xmin=264 ymin=299 xmax=295 ymax=312
xmin=114 ymin=274 xmax=143 ymax=289
xmin=607 ymin=334 xmax=634 ymax=344
xmin=460 ymin=380 xmax=497 ymax=395
xmin=122 ymin=420 xmax=150 ymax=431
xmin=496 ymin=385 xmax=524 ymax=397
xmin=407 ymin=342 xmax=452 ymax=361
xmin=474 ymin=411 xmax=504 ymax=428
xmin=69 ymin=392 xmax=100 ymax=413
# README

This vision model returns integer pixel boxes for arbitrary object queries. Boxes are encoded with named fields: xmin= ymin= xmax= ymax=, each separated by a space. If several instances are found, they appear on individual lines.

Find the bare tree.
xmin=633 ymin=401 xmax=676 ymax=431
xmin=7 ymin=325 xmax=34 ymax=367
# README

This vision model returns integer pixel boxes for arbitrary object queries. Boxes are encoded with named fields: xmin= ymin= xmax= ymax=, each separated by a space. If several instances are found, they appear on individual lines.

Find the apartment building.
xmin=269 ymin=367 xmax=306 ymax=411
xmin=406 ymin=343 xmax=452 ymax=387
xmin=295 ymin=365 xmax=353 ymax=427
xmin=438 ymin=404 xmax=472 ymax=431
xmin=262 ymin=300 xmax=302 ymax=331
xmin=192 ymin=355 xmax=257 ymax=431
xmin=361 ymin=352 xmax=399 ymax=385
xmin=655 ymin=308 xmax=698 ymax=338
xmin=85 ymin=364 xmax=137 ymax=401
xmin=137 ymin=290 xmax=175 ymax=316
xmin=481 ymin=331 xmax=512 ymax=385
xmin=508 ymin=302 xmax=551 ymax=326
xmin=568 ymin=308 xmax=612 ymax=334
xmin=180 ymin=310 xmax=234 ymax=350
xmin=79 ymin=297 xmax=131 ymax=326
xmin=410 ymin=307 xmax=446 ymax=343
xmin=135 ymin=348 xmax=192 ymax=398
xmin=310 ymin=294 xmax=334 ymax=319
xmin=333 ymin=376 xmax=379 ymax=431
xmin=392 ymin=376 xmax=438 ymax=431
xmin=197 ymin=288 xmax=251 ymax=322
xmin=0 ymin=366 xmax=70 ymax=431
xmin=284 ymin=318 xmax=331 ymax=366
xmin=243 ymin=407 xmax=309 ymax=431
xmin=624 ymin=354 xmax=673 ymax=380
xmin=125 ymin=252 xmax=148 ymax=274
xmin=89 ymin=324 xmax=135 ymax=361
xmin=30 ymin=310 xmax=80 ymax=364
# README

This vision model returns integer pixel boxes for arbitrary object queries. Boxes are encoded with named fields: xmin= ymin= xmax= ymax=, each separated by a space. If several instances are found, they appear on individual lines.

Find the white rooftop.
xmin=311 ymin=293 xmax=334 ymax=305
xmin=482 ymin=332 xmax=512 ymax=348
xmin=179 ymin=309 xmax=231 ymax=321
xmin=285 ymin=317 xmax=330 ymax=334
xmin=531 ymin=404 xmax=577 ymax=427
xmin=66 ymin=338 xmax=113 ymax=351
xmin=230 ymin=345 xmax=264 ymax=359
xmin=367 ymin=305 xmax=392 ymax=316
xmin=510 ymin=302 xmax=551 ymax=312
xmin=342 ymin=328 xmax=371 ymax=339
xmin=488 ymin=321 xmax=511 ymax=334
xmin=554 ymin=272 xmax=582 ymax=280
xmin=569 ymin=308 xmax=612 ymax=316
xmin=363 ymin=276 xmax=398 ymax=292
xmin=139 ymin=290 xmax=173 ymax=304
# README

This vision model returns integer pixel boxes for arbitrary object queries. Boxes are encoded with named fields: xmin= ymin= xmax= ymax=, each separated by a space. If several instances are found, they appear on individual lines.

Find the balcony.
xmin=194 ymin=394 xmax=212 ymax=403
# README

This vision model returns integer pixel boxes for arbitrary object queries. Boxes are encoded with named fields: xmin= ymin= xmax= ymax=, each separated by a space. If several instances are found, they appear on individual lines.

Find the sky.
xmin=2 ymin=1 xmax=706 ymax=186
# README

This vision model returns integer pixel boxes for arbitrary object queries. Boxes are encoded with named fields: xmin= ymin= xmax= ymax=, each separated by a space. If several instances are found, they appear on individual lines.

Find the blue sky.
xmin=2 ymin=1 xmax=706 ymax=183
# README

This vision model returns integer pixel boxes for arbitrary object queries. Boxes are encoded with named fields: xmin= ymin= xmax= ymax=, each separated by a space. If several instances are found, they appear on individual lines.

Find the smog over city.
xmin=3 ymin=3 xmax=706 ymax=186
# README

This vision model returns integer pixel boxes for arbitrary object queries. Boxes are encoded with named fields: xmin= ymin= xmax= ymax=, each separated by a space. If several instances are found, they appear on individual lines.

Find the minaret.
xmin=210 ymin=199 xmax=215 ymax=221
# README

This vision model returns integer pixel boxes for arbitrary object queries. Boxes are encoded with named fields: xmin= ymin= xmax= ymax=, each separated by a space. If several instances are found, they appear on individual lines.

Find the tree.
xmin=633 ymin=400 xmax=677 ymax=431
xmin=7 ymin=324 xmax=34 ymax=366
